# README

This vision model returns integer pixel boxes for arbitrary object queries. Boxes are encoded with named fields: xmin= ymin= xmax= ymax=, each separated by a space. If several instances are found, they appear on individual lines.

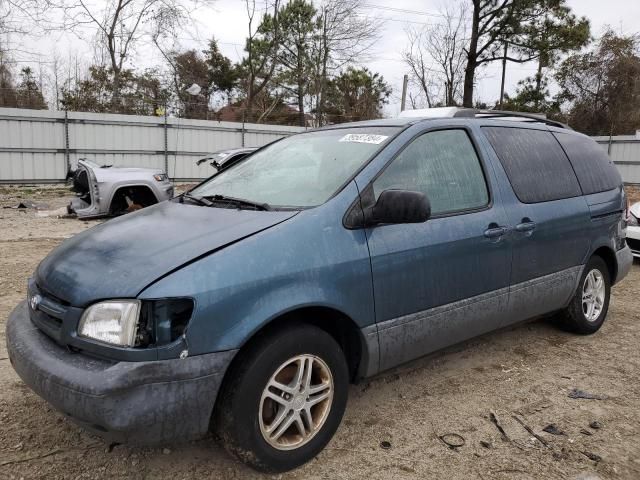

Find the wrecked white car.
xmin=67 ymin=159 xmax=174 ymax=218
xmin=196 ymin=147 xmax=257 ymax=171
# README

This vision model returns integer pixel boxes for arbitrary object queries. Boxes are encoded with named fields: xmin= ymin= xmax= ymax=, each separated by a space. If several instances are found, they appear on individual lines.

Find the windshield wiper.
xmin=181 ymin=192 xmax=213 ymax=206
xmin=202 ymin=194 xmax=271 ymax=211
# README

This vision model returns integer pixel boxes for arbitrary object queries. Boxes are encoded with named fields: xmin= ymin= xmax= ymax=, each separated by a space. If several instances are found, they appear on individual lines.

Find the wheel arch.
xmin=108 ymin=183 xmax=159 ymax=213
xmin=591 ymin=245 xmax=617 ymax=284
xmin=232 ymin=305 xmax=371 ymax=384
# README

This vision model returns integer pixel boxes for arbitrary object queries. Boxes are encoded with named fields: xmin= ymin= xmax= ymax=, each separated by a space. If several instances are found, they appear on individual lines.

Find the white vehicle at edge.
xmin=627 ymin=202 xmax=640 ymax=258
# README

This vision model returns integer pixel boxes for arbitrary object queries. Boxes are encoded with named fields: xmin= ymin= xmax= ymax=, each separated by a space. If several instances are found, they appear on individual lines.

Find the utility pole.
xmin=499 ymin=41 xmax=508 ymax=109
xmin=400 ymin=74 xmax=409 ymax=111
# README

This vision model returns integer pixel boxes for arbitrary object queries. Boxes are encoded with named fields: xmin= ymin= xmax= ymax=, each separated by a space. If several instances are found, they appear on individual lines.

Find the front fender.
xmin=105 ymin=181 xmax=161 ymax=207
xmin=138 ymin=181 xmax=376 ymax=356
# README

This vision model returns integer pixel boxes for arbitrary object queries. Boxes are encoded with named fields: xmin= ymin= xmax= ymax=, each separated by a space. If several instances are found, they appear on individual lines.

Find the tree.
xmin=61 ymin=65 xmax=169 ymax=115
xmin=238 ymin=0 xmax=380 ymax=125
xmin=205 ymin=38 xmax=238 ymax=105
xmin=241 ymin=0 xmax=282 ymax=121
xmin=311 ymin=0 xmax=380 ymax=126
xmin=162 ymin=40 xmax=239 ymax=119
xmin=0 ymin=57 xmax=18 ymax=107
xmin=403 ymin=2 xmax=467 ymax=107
xmin=323 ymin=67 xmax=391 ymax=123
xmin=274 ymin=0 xmax=317 ymax=126
xmin=60 ymin=0 xmax=190 ymax=112
xmin=463 ymin=0 xmax=588 ymax=107
xmin=16 ymin=66 xmax=47 ymax=109
xmin=501 ymin=76 xmax=561 ymax=117
xmin=0 ymin=0 xmax=51 ymax=38
xmin=172 ymin=49 xmax=209 ymax=118
xmin=555 ymin=31 xmax=640 ymax=136
xmin=511 ymin=2 xmax=589 ymax=108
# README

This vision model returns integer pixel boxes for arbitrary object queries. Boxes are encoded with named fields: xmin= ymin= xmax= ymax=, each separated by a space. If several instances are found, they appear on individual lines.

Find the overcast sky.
xmin=16 ymin=0 xmax=640 ymax=116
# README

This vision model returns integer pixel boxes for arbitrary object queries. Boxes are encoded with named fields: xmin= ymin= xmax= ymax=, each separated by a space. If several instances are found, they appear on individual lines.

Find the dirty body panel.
xmin=36 ymin=200 xmax=298 ymax=307
xmin=7 ymin=302 xmax=236 ymax=444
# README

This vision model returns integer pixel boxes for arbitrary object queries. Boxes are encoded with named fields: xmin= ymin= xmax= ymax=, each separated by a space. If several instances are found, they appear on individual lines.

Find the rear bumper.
xmin=6 ymin=301 xmax=236 ymax=445
xmin=615 ymin=245 xmax=633 ymax=285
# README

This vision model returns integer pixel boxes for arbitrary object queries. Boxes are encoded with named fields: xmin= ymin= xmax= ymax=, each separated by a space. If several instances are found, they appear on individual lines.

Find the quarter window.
xmin=372 ymin=129 xmax=489 ymax=216
xmin=483 ymin=127 xmax=582 ymax=203
xmin=553 ymin=132 xmax=621 ymax=194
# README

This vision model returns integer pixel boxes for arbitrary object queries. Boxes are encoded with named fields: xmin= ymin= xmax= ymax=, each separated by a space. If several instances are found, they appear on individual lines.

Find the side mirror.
xmin=365 ymin=189 xmax=431 ymax=226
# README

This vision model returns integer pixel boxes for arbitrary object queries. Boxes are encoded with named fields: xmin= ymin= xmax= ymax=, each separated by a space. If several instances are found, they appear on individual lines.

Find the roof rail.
xmin=397 ymin=107 xmax=570 ymax=129
xmin=452 ymin=108 xmax=571 ymax=130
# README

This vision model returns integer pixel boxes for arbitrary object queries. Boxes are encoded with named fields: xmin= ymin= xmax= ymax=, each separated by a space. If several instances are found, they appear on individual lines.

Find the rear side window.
xmin=483 ymin=127 xmax=581 ymax=203
xmin=372 ymin=129 xmax=489 ymax=215
xmin=553 ymin=133 xmax=621 ymax=194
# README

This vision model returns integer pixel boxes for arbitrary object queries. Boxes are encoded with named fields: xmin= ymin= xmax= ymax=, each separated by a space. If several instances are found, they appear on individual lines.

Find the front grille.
xmin=627 ymin=237 xmax=640 ymax=252
xmin=28 ymin=283 xmax=69 ymax=343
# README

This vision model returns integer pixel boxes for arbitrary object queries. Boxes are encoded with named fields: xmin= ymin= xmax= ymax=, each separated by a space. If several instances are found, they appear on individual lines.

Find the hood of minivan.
xmin=36 ymin=200 xmax=297 ymax=306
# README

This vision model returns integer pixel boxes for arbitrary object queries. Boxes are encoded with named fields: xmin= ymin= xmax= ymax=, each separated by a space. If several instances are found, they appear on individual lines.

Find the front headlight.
xmin=78 ymin=300 xmax=141 ymax=346
xmin=153 ymin=173 xmax=168 ymax=182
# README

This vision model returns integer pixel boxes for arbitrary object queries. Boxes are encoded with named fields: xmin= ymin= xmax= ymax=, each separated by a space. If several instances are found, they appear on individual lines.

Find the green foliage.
xmin=61 ymin=66 xmax=169 ymax=115
xmin=323 ymin=67 xmax=391 ymax=124
xmin=273 ymin=0 xmax=318 ymax=126
xmin=173 ymin=49 xmax=210 ymax=118
xmin=505 ymin=0 xmax=590 ymax=64
xmin=502 ymin=76 xmax=562 ymax=118
xmin=464 ymin=0 xmax=590 ymax=107
xmin=16 ymin=67 xmax=47 ymax=109
xmin=0 ymin=62 xmax=18 ymax=108
xmin=0 ymin=64 xmax=47 ymax=110
xmin=555 ymin=30 xmax=640 ymax=135
xmin=171 ymin=38 xmax=240 ymax=118
xmin=206 ymin=39 xmax=238 ymax=96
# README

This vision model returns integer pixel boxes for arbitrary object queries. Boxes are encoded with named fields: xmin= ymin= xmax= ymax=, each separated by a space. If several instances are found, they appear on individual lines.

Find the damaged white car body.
xmin=68 ymin=159 xmax=174 ymax=218
xmin=627 ymin=201 xmax=640 ymax=258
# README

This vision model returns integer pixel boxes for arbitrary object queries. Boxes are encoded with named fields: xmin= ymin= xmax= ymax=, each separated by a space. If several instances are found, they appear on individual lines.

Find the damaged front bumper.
xmin=6 ymin=301 xmax=237 ymax=445
xmin=68 ymin=196 xmax=102 ymax=218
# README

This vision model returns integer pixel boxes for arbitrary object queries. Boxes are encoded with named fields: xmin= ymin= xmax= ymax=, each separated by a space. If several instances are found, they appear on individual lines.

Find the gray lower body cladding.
xmin=375 ymin=265 xmax=584 ymax=372
xmin=6 ymin=301 xmax=237 ymax=445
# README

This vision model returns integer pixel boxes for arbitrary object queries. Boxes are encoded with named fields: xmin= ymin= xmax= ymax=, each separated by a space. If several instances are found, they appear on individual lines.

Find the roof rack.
xmin=397 ymin=107 xmax=570 ymax=130
xmin=453 ymin=108 xmax=570 ymax=130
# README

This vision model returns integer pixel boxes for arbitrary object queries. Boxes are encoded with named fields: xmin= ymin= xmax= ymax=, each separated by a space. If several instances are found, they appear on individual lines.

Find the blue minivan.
xmin=7 ymin=109 xmax=633 ymax=472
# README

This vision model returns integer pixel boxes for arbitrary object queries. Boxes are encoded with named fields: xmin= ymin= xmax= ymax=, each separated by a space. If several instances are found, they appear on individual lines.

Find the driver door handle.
xmin=515 ymin=220 xmax=536 ymax=233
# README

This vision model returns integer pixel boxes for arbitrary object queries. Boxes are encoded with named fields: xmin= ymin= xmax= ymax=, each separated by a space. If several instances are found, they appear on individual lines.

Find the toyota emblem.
xmin=29 ymin=293 xmax=42 ymax=311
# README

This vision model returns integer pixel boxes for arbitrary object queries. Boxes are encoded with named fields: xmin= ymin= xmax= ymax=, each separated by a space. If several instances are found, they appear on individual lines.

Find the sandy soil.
xmin=1 ymin=187 xmax=639 ymax=480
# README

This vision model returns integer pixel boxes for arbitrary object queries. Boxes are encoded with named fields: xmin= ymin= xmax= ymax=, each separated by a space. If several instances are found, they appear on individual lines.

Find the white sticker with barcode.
xmin=339 ymin=133 xmax=389 ymax=144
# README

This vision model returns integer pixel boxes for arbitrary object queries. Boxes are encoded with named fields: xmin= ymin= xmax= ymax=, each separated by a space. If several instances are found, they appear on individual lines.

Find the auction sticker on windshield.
xmin=339 ymin=133 xmax=389 ymax=144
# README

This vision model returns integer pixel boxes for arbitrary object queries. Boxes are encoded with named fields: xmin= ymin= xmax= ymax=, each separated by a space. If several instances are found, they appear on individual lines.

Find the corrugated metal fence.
xmin=594 ymin=135 xmax=640 ymax=184
xmin=0 ymin=107 xmax=304 ymax=183
xmin=1 ymin=107 xmax=639 ymax=184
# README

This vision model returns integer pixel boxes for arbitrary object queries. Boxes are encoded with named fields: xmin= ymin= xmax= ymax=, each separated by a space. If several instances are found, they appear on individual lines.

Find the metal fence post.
xmin=241 ymin=110 xmax=246 ymax=147
xmin=163 ymin=111 xmax=169 ymax=175
xmin=64 ymin=109 xmax=70 ymax=174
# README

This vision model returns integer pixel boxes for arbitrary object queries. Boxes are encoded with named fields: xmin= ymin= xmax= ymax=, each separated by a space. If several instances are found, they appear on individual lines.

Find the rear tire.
xmin=557 ymin=256 xmax=611 ymax=334
xmin=213 ymin=323 xmax=349 ymax=473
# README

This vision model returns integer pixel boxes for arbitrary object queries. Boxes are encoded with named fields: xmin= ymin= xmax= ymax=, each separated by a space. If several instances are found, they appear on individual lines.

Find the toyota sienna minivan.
xmin=7 ymin=108 xmax=633 ymax=472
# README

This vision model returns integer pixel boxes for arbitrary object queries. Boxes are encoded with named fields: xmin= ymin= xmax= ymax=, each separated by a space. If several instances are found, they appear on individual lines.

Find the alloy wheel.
xmin=259 ymin=354 xmax=334 ymax=450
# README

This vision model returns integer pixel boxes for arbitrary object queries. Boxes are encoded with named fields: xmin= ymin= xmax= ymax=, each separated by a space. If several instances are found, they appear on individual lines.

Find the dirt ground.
xmin=1 ymin=186 xmax=639 ymax=480
xmin=626 ymin=184 xmax=640 ymax=205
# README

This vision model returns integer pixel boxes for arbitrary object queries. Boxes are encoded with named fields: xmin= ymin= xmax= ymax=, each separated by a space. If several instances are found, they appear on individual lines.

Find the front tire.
xmin=558 ymin=256 xmax=611 ymax=334
xmin=214 ymin=324 xmax=349 ymax=473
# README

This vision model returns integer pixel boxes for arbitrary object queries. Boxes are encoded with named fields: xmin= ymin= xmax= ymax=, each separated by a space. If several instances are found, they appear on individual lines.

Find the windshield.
xmin=190 ymin=127 xmax=399 ymax=208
